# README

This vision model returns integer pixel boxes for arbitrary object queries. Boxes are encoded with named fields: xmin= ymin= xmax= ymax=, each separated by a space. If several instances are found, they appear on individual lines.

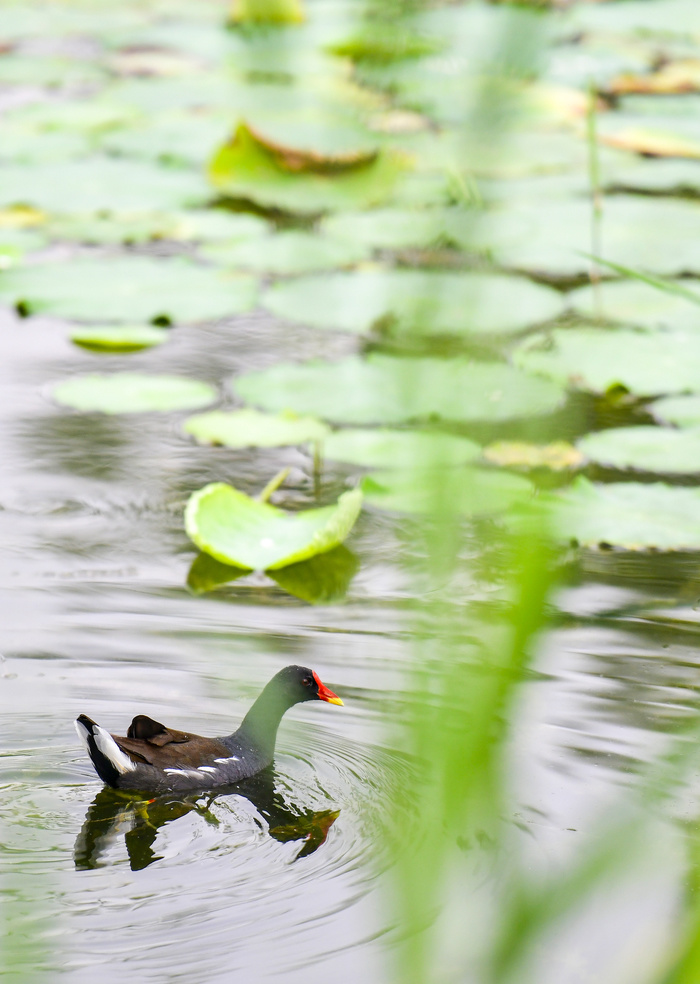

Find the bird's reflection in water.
xmin=74 ymin=768 xmax=339 ymax=871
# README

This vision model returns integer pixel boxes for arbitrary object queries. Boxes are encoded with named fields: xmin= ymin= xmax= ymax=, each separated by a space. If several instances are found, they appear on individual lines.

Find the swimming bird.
xmin=75 ymin=665 xmax=343 ymax=793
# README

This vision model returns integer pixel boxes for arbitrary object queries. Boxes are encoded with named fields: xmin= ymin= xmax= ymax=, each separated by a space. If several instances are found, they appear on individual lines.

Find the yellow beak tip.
xmin=326 ymin=696 xmax=344 ymax=706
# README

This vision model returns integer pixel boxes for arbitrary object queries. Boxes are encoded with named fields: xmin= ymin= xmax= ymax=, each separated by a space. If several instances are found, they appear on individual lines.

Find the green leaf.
xmin=0 ymin=158 xmax=209 ymax=213
xmin=549 ymin=477 xmax=700 ymax=550
xmin=651 ymin=395 xmax=700 ymax=428
xmin=0 ymin=255 xmax=258 ymax=323
xmin=184 ymin=483 xmax=363 ymax=571
xmin=209 ymin=122 xmax=406 ymax=214
xmin=263 ymin=270 xmax=565 ymax=337
xmin=485 ymin=195 xmax=700 ymax=278
xmin=362 ymin=467 xmax=532 ymax=515
xmin=52 ymin=373 xmax=217 ymax=414
xmin=201 ymin=230 xmax=370 ymax=274
xmin=320 ymin=207 xmax=467 ymax=250
xmin=69 ymin=325 xmax=169 ymax=352
xmin=571 ymin=278 xmax=700 ymax=331
xmin=234 ymin=354 xmax=566 ymax=424
xmin=183 ymin=409 xmax=329 ymax=447
xmin=514 ymin=327 xmax=700 ymax=396
xmin=577 ymin=426 xmax=700 ymax=474
xmin=324 ymin=428 xmax=481 ymax=468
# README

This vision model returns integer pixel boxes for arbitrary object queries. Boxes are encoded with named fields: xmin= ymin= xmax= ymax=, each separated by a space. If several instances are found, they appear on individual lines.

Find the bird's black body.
xmin=75 ymin=665 xmax=343 ymax=794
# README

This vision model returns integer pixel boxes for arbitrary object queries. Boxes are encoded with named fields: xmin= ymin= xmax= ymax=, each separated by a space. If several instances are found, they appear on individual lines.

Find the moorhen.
xmin=75 ymin=665 xmax=343 ymax=793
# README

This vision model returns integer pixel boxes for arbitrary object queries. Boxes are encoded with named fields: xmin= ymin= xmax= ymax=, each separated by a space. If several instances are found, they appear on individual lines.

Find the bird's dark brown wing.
xmin=113 ymin=720 xmax=231 ymax=770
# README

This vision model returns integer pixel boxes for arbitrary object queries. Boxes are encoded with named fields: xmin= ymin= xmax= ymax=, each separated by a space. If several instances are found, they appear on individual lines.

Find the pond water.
xmin=2 ymin=302 xmax=699 ymax=984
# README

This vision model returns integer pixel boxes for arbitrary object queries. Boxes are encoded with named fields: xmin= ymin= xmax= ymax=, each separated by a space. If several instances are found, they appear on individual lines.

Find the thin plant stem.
xmin=586 ymin=79 xmax=603 ymax=321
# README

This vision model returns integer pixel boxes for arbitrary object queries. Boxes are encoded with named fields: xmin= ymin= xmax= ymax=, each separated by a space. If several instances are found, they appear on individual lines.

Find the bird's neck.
xmin=234 ymin=687 xmax=292 ymax=761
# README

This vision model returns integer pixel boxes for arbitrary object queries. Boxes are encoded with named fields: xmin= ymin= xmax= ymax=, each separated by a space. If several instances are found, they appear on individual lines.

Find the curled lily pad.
xmin=362 ymin=467 xmax=532 ymax=515
xmin=0 ymin=255 xmax=258 ymax=323
xmin=324 ymin=428 xmax=481 ymax=468
xmin=52 ymin=373 xmax=217 ymax=414
xmin=183 ymin=409 xmax=329 ymax=448
xmin=514 ymin=328 xmax=700 ymax=397
xmin=70 ymin=326 xmax=169 ymax=352
xmin=184 ymin=482 xmax=363 ymax=571
xmin=234 ymin=354 xmax=566 ymax=424
xmin=577 ymin=426 xmax=700 ymax=475
xmin=209 ymin=122 xmax=406 ymax=214
xmin=549 ymin=477 xmax=700 ymax=550
xmin=263 ymin=270 xmax=565 ymax=336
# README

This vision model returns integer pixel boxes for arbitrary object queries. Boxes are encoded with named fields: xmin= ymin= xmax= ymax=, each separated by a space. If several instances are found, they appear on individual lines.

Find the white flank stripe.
xmin=94 ymin=725 xmax=136 ymax=774
xmin=198 ymin=766 xmax=217 ymax=774
xmin=214 ymin=756 xmax=240 ymax=764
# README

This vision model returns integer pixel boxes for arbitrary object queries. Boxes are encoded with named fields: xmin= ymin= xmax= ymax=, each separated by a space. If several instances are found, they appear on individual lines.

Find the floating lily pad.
xmin=514 ymin=328 xmax=700 ymax=396
xmin=571 ymin=279 xmax=700 ymax=331
xmin=483 ymin=440 xmax=584 ymax=470
xmin=69 ymin=325 xmax=169 ymax=352
xmin=201 ymin=230 xmax=370 ymax=274
xmin=362 ymin=467 xmax=532 ymax=515
xmin=183 ymin=409 xmax=329 ymax=448
xmin=234 ymin=354 xmax=566 ymax=424
xmin=486 ymin=196 xmax=700 ymax=278
xmin=0 ymin=158 xmax=208 ymax=213
xmin=549 ymin=477 xmax=700 ymax=550
xmin=263 ymin=270 xmax=565 ymax=336
xmin=577 ymin=426 xmax=700 ymax=474
xmin=0 ymin=255 xmax=258 ymax=323
xmin=52 ymin=374 xmax=217 ymax=414
xmin=184 ymin=482 xmax=363 ymax=570
xmin=209 ymin=122 xmax=406 ymax=214
xmin=324 ymin=428 xmax=481 ymax=468
xmin=651 ymin=395 xmax=700 ymax=428
xmin=320 ymin=207 xmax=466 ymax=250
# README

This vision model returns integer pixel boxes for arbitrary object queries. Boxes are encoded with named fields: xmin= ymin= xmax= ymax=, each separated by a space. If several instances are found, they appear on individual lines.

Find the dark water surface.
xmin=2 ymin=306 xmax=700 ymax=983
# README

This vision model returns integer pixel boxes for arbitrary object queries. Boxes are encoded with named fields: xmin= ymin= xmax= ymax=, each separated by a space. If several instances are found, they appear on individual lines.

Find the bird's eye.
xmin=303 ymin=676 xmax=313 ymax=687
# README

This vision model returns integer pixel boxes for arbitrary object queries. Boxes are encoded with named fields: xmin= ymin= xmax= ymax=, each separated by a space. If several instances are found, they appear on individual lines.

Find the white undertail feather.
xmin=76 ymin=720 xmax=137 ymax=774
xmin=74 ymin=718 xmax=91 ymax=752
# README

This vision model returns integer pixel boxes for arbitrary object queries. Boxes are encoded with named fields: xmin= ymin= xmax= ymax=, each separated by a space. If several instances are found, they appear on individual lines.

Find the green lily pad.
xmin=0 ymin=158 xmax=208 ymax=213
xmin=320 ymin=207 xmax=467 ymax=250
xmin=651 ymin=395 xmax=700 ymax=428
xmin=52 ymin=374 xmax=217 ymax=414
xmin=549 ymin=477 xmax=700 ymax=550
xmin=324 ymin=428 xmax=481 ymax=468
xmin=362 ymin=467 xmax=532 ymax=515
xmin=485 ymin=196 xmax=700 ymax=279
xmin=263 ymin=270 xmax=565 ymax=336
xmin=234 ymin=354 xmax=566 ymax=424
xmin=183 ymin=409 xmax=329 ymax=447
xmin=571 ymin=279 xmax=700 ymax=331
xmin=184 ymin=483 xmax=363 ymax=571
xmin=201 ymin=230 xmax=370 ymax=274
xmin=69 ymin=326 xmax=169 ymax=352
xmin=577 ymin=426 xmax=700 ymax=474
xmin=209 ymin=122 xmax=406 ymax=214
xmin=0 ymin=255 xmax=258 ymax=323
xmin=514 ymin=328 xmax=700 ymax=397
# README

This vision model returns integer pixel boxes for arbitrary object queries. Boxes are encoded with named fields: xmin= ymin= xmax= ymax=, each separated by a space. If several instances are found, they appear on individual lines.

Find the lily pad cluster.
xmin=4 ymin=0 xmax=700 ymax=569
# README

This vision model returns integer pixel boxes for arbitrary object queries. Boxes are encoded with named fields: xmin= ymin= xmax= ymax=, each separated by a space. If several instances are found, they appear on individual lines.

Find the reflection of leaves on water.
xmin=74 ymin=770 xmax=340 ymax=871
xmin=17 ymin=412 xmax=129 ymax=481
xmin=187 ymin=544 xmax=358 ymax=604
